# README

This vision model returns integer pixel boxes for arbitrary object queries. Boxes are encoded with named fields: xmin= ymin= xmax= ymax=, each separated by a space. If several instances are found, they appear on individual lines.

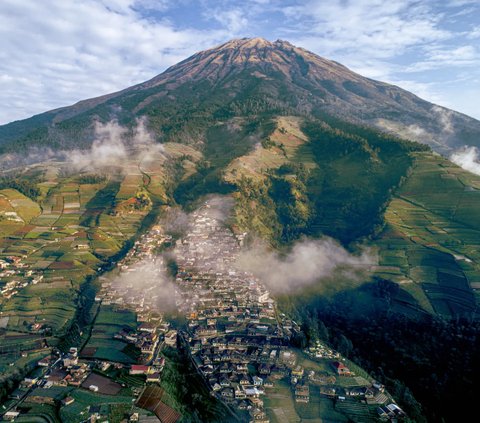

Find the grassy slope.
xmin=375 ymin=151 xmax=480 ymax=317
xmin=226 ymin=117 xmax=480 ymax=318
xmin=2 ymin=109 xmax=480 ymax=420
xmin=229 ymin=116 xmax=423 ymax=243
xmin=229 ymin=116 xmax=311 ymax=240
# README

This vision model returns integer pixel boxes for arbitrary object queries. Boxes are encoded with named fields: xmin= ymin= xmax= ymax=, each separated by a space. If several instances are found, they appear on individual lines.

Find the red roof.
xmin=131 ymin=365 xmax=149 ymax=371
xmin=332 ymin=361 xmax=346 ymax=369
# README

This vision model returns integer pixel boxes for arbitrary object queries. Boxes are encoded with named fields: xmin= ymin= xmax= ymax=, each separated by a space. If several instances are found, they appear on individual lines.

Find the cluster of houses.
xmin=6 ymin=324 xmax=168 ymax=421
xmin=34 ymin=348 xmax=90 ymax=388
xmin=171 ymin=199 xmax=408 ymax=422
xmin=113 ymin=322 xmax=176 ymax=368
xmin=6 ymin=314 xmax=172 ymax=421
xmin=305 ymin=340 xmax=341 ymax=360
xmin=11 ymin=348 xmax=99 ymax=399
xmin=121 ymin=225 xmax=172 ymax=264
xmin=377 ymin=403 xmax=407 ymax=420
xmin=0 ymin=256 xmax=43 ymax=301
xmin=96 ymin=226 xmax=173 ymax=316
xmin=173 ymin=200 xmax=315 ymax=422
xmin=113 ymin=322 xmax=164 ymax=360
xmin=29 ymin=347 xmax=122 ymax=391
xmin=6 ymin=344 xmax=156 ymax=422
xmin=129 ymin=362 xmax=164 ymax=383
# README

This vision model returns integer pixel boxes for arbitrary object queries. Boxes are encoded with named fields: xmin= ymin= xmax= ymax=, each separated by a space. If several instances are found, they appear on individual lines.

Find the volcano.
xmin=1 ymin=37 xmax=479 ymax=153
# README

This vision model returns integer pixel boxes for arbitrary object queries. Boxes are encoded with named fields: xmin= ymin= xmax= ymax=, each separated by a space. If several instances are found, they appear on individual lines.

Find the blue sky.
xmin=0 ymin=0 xmax=479 ymax=125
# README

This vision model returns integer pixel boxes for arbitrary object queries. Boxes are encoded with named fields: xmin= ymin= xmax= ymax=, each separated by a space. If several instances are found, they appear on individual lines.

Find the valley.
xmin=1 ymin=37 xmax=480 ymax=422
xmin=2 ymin=116 xmax=480 ymax=422
xmin=0 ymin=141 xmax=198 ymax=400
xmin=0 ymin=197 xmax=403 ymax=422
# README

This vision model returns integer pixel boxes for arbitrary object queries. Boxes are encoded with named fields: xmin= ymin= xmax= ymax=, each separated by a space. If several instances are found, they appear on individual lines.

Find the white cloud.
xmin=131 ymin=0 xmax=172 ymax=13
xmin=406 ymin=45 xmax=479 ymax=72
xmin=0 ymin=0 xmax=479 ymax=125
xmin=466 ymin=26 xmax=480 ymax=39
xmin=0 ymin=0 xmax=228 ymax=124
xmin=210 ymin=8 xmax=249 ymax=33
xmin=450 ymin=146 xmax=480 ymax=175
xmin=284 ymin=0 xmax=450 ymax=60
xmin=447 ymin=0 xmax=479 ymax=6
xmin=429 ymin=45 xmax=477 ymax=61
xmin=237 ymin=238 xmax=376 ymax=294
xmin=68 ymin=117 xmax=165 ymax=171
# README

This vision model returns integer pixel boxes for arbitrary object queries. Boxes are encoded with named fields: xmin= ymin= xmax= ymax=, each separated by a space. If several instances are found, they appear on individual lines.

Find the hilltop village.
xmin=173 ymin=198 xmax=405 ymax=422
xmin=1 ymin=197 xmax=406 ymax=422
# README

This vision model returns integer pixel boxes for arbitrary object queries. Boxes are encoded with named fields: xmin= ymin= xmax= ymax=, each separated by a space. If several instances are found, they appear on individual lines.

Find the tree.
xmin=336 ymin=334 xmax=353 ymax=357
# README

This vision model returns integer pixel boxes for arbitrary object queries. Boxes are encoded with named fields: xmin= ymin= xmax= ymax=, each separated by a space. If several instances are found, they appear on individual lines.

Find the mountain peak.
xmin=215 ymin=37 xmax=296 ymax=53
xmin=219 ymin=37 xmax=272 ymax=49
xmin=145 ymin=36 xmax=320 ymax=87
xmin=2 ymin=37 xmax=480 ymax=155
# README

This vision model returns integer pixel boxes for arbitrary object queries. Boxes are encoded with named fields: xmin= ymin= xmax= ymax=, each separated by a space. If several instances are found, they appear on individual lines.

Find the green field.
xmin=81 ymin=305 xmax=138 ymax=363
xmin=59 ymin=389 xmax=137 ymax=423
xmin=263 ymin=348 xmax=378 ymax=423
xmin=375 ymin=152 xmax=480 ymax=317
xmin=296 ymin=386 xmax=349 ymax=422
xmin=264 ymin=380 xmax=301 ymax=423
xmin=17 ymin=403 xmax=62 ymax=423
xmin=0 ymin=156 xmax=161 ymax=382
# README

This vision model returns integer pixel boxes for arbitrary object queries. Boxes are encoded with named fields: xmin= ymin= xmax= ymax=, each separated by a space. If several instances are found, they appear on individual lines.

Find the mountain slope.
xmin=2 ymin=38 xmax=480 ymax=422
xmin=1 ymin=37 xmax=479 ymax=154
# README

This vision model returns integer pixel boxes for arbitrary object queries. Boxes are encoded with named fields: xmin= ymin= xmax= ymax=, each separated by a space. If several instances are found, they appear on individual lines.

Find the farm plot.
xmin=264 ymin=380 xmax=301 ymax=423
xmin=136 ymin=385 xmax=181 ymax=423
xmin=3 ymin=280 xmax=76 ymax=333
xmin=334 ymin=399 xmax=378 ymax=423
xmin=375 ymin=152 xmax=480 ymax=317
xmin=81 ymin=305 xmax=138 ymax=363
xmin=295 ymin=386 xmax=348 ymax=422
xmin=116 ymin=173 xmax=143 ymax=201
xmin=81 ymin=372 xmax=122 ymax=395
xmin=0 ymin=189 xmax=41 ymax=223
xmin=59 ymin=388 xmax=136 ymax=423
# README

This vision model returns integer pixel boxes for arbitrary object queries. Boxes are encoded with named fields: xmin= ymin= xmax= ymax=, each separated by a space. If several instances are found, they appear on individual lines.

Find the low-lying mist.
xmin=450 ymin=146 xmax=480 ymax=176
xmin=113 ymin=260 xmax=177 ymax=313
xmin=69 ymin=117 xmax=165 ymax=172
xmin=237 ymin=237 xmax=377 ymax=295
xmin=0 ymin=117 xmax=164 ymax=174
xmin=201 ymin=195 xmax=235 ymax=224
xmin=163 ymin=207 xmax=191 ymax=238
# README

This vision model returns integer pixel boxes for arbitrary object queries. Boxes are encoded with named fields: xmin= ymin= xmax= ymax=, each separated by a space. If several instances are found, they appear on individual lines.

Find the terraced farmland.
xmin=375 ymin=152 xmax=480 ymax=317
xmin=81 ymin=305 xmax=138 ymax=363
xmin=0 ymin=153 xmax=164 ymax=383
